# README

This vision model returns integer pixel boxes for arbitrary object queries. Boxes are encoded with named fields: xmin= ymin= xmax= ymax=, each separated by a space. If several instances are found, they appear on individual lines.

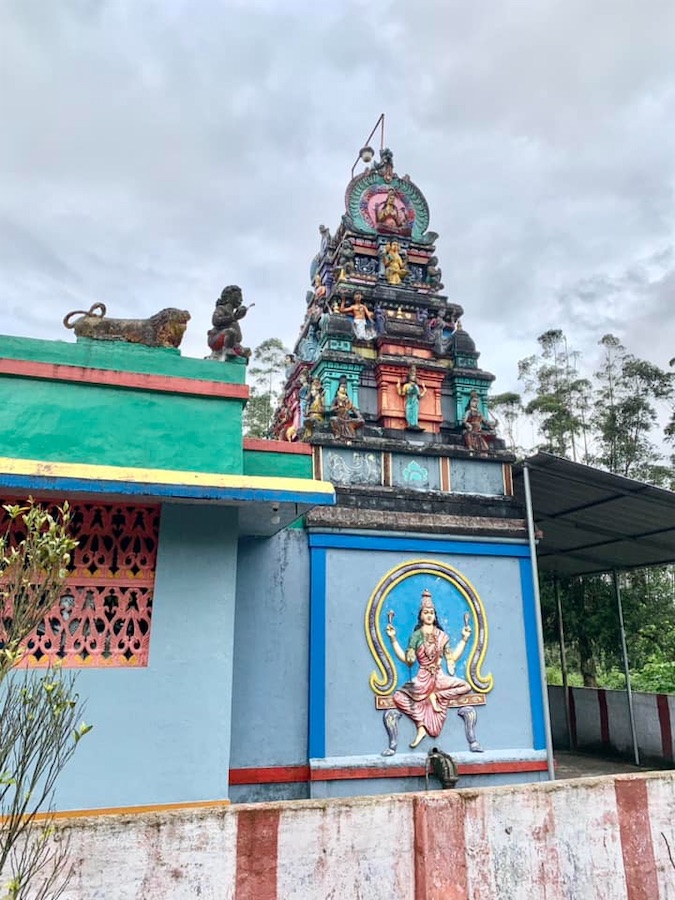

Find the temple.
xmin=0 ymin=141 xmax=548 ymax=813
xmin=251 ymin=144 xmax=547 ymax=798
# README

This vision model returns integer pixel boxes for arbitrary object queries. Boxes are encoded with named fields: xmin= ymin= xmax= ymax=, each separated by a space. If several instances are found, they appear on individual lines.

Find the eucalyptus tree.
xmin=488 ymin=392 xmax=523 ymax=455
xmin=518 ymin=329 xmax=591 ymax=460
xmin=244 ymin=338 xmax=290 ymax=438
xmin=592 ymin=334 xmax=673 ymax=483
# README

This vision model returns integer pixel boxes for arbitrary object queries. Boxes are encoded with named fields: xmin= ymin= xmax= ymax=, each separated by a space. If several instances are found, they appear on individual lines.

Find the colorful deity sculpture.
xmin=340 ymin=292 xmax=374 ymax=340
xmin=384 ymin=589 xmax=472 ymax=749
xmin=376 ymin=188 xmax=407 ymax=231
xmin=396 ymin=365 xmax=427 ymax=429
xmin=329 ymin=378 xmax=364 ymax=441
xmin=428 ymin=307 xmax=456 ymax=355
xmin=382 ymin=241 xmax=408 ymax=285
xmin=303 ymin=377 xmax=326 ymax=438
xmin=463 ymin=391 xmax=492 ymax=453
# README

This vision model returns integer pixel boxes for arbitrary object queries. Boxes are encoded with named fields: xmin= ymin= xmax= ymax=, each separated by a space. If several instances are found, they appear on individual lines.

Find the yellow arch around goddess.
xmin=364 ymin=558 xmax=493 ymax=698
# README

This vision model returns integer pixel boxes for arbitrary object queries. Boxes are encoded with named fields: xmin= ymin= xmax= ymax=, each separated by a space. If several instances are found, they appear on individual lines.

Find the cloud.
xmin=0 ymin=0 xmax=674 ymax=393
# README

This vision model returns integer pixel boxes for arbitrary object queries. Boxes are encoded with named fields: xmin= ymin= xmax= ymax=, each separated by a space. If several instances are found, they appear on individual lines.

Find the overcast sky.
xmin=2 ymin=0 xmax=674 ymax=398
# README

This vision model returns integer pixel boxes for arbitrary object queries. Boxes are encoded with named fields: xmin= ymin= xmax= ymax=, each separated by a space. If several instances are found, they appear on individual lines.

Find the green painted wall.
xmin=0 ymin=335 xmax=247 ymax=385
xmin=243 ymin=450 xmax=313 ymax=480
xmin=0 ymin=334 xmax=249 ymax=473
xmin=1 ymin=377 xmax=244 ymax=474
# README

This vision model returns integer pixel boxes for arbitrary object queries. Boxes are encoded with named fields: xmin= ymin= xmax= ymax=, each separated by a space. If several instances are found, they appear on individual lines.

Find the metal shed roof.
xmin=512 ymin=452 xmax=675 ymax=577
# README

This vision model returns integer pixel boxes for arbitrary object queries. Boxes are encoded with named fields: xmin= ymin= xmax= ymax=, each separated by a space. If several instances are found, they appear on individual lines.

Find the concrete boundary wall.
xmin=549 ymin=684 xmax=675 ymax=763
xmin=49 ymin=770 xmax=675 ymax=899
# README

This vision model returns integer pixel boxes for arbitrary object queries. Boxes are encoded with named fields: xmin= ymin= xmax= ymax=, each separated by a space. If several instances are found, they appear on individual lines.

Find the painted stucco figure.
xmin=329 ymin=378 xmax=364 ymax=441
xmin=303 ymin=377 xmax=325 ymax=437
xmin=340 ymin=292 xmax=374 ymax=340
xmin=385 ymin=589 xmax=471 ymax=748
xmin=397 ymin=366 xmax=427 ymax=429
xmin=207 ymin=285 xmax=253 ymax=360
xmin=312 ymin=274 xmax=327 ymax=307
xmin=426 ymin=256 xmax=443 ymax=290
xmin=382 ymin=241 xmax=408 ymax=285
xmin=376 ymin=188 xmax=407 ymax=230
xmin=64 ymin=303 xmax=190 ymax=349
xmin=463 ymin=391 xmax=491 ymax=453
xmin=428 ymin=307 xmax=456 ymax=355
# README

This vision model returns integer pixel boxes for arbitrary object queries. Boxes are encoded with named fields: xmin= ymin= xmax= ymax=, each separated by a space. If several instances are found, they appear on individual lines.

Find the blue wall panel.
xmin=230 ymin=531 xmax=311 ymax=768
xmin=49 ymin=503 xmax=238 ymax=811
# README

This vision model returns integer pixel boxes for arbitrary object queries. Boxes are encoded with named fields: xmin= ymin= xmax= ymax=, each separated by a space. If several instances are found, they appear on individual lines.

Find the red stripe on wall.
xmin=235 ymin=807 xmax=280 ymax=900
xmin=413 ymin=796 xmax=468 ymax=900
xmin=229 ymin=759 xmax=548 ymax=786
xmin=614 ymin=778 xmax=659 ymax=900
xmin=243 ymin=438 xmax=312 ymax=455
xmin=656 ymin=694 xmax=673 ymax=761
xmin=0 ymin=358 xmax=250 ymax=400
xmin=598 ymin=689 xmax=610 ymax=745
xmin=230 ymin=766 xmax=310 ymax=785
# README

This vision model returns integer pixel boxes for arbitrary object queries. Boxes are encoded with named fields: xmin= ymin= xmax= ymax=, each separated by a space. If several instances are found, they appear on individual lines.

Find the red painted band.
xmin=414 ymin=796 xmax=468 ymax=900
xmin=229 ymin=765 xmax=311 ymax=785
xmin=235 ymin=807 xmax=280 ymax=900
xmin=657 ymin=693 xmax=673 ymax=761
xmin=615 ymin=778 xmax=659 ymax=900
xmin=598 ymin=688 xmax=610 ymax=745
xmin=0 ymin=358 xmax=250 ymax=400
xmin=243 ymin=438 xmax=312 ymax=455
xmin=458 ymin=759 xmax=548 ymax=775
xmin=229 ymin=759 xmax=548 ymax=785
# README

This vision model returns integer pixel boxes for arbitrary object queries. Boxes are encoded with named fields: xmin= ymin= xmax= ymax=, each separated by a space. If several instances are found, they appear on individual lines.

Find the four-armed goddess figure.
xmin=385 ymin=589 xmax=472 ymax=748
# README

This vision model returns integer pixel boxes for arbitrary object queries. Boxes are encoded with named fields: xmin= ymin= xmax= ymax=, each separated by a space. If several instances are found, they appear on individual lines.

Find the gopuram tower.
xmin=273 ymin=143 xmax=508 ymax=498
xmin=231 ymin=136 xmax=547 ymax=801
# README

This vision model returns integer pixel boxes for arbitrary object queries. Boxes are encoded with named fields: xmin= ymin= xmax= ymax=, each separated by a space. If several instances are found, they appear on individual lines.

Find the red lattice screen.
xmin=0 ymin=500 xmax=160 ymax=668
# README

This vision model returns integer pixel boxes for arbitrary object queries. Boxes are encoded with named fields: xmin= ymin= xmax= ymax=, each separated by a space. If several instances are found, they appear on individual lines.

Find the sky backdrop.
xmin=2 ymin=0 xmax=674 ymax=402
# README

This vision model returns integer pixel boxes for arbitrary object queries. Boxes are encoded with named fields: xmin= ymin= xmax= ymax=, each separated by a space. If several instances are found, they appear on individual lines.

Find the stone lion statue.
xmin=63 ymin=303 xmax=190 ymax=349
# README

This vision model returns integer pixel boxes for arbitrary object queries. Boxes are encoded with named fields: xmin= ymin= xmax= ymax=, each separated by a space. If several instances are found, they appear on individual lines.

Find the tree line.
xmin=491 ymin=329 xmax=675 ymax=692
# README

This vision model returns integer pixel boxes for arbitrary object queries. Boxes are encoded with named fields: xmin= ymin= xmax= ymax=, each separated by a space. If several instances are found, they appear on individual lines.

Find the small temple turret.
xmin=273 ymin=143 xmax=506 ymax=463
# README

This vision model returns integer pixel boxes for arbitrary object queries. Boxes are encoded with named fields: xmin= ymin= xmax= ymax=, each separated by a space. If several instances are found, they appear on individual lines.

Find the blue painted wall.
xmin=50 ymin=503 xmax=238 ymax=811
xmin=309 ymin=535 xmax=541 ymax=764
xmin=230 ymin=532 xmax=310 ymax=775
xmin=226 ymin=527 xmax=545 ymax=801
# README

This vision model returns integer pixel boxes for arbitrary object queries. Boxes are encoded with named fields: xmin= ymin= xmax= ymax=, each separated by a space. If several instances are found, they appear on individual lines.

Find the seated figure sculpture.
xmin=385 ymin=589 xmax=472 ymax=749
xmin=329 ymin=378 xmax=364 ymax=441
xmin=382 ymin=241 xmax=408 ymax=285
xmin=463 ymin=391 xmax=492 ymax=453
xmin=207 ymin=285 xmax=253 ymax=360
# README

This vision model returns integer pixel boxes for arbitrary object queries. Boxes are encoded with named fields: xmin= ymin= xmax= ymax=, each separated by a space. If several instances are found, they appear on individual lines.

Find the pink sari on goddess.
xmin=393 ymin=627 xmax=471 ymax=737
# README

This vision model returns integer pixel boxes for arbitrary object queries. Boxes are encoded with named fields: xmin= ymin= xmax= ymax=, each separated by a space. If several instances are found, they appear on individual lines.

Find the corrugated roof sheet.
xmin=513 ymin=452 xmax=675 ymax=576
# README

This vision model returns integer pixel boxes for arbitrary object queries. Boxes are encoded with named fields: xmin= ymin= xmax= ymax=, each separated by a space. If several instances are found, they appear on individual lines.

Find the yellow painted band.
xmin=0 ymin=456 xmax=334 ymax=497
xmin=22 ymin=798 xmax=231 ymax=823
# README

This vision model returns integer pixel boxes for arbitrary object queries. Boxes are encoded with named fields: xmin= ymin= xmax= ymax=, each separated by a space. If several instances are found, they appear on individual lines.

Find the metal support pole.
xmin=555 ymin=575 xmax=573 ymax=750
xmin=613 ymin=569 xmax=640 ymax=766
xmin=523 ymin=464 xmax=556 ymax=780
